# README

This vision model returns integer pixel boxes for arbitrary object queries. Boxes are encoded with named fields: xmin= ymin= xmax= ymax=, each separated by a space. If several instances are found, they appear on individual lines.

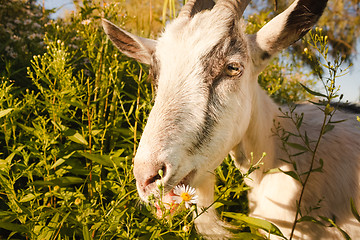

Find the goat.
xmin=102 ymin=0 xmax=360 ymax=239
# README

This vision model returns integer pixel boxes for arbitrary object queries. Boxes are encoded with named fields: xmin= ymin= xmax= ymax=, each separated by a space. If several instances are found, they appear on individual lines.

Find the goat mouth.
xmin=154 ymin=169 xmax=197 ymax=217
xmin=176 ymin=169 xmax=196 ymax=187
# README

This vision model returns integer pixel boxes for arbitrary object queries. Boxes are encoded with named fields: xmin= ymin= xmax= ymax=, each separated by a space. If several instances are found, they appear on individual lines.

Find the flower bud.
xmin=158 ymin=169 xmax=163 ymax=178
xmin=74 ymin=198 xmax=81 ymax=205
xmin=182 ymin=225 xmax=190 ymax=232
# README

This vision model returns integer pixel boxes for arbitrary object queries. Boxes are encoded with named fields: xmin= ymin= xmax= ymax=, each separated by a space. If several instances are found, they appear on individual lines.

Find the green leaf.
xmin=62 ymin=98 xmax=86 ymax=109
xmin=0 ymin=211 xmax=16 ymax=218
xmin=300 ymin=83 xmax=327 ymax=98
xmin=17 ymin=123 xmax=35 ymax=135
xmin=304 ymin=131 xmax=310 ymax=146
xmin=323 ymin=124 xmax=335 ymax=134
xmin=286 ymin=142 xmax=308 ymax=151
xmin=112 ymin=149 xmax=125 ymax=158
xmin=300 ymin=158 xmax=324 ymax=176
xmin=64 ymin=129 xmax=88 ymax=145
xmin=52 ymin=176 xmax=84 ymax=186
xmin=0 ymin=108 xmax=13 ymax=118
xmin=329 ymin=119 xmax=347 ymax=124
xmin=296 ymin=113 xmax=304 ymax=129
xmin=222 ymin=212 xmax=285 ymax=238
xmin=82 ymin=224 xmax=91 ymax=240
xmin=78 ymin=152 xmax=113 ymax=167
xmin=297 ymin=216 xmax=324 ymax=225
xmin=350 ymin=198 xmax=360 ymax=223
xmin=279 ymin=169 xmax=301 ymax=183
xmin=19 ymin=193 xmax=42 ymax=202
xmin=232 ymin=232 xmax=266 ymax=240
xmin=265 ymin=168 xmax=281 ymax=174
xmin=50 ymin=158 xmax=66 ymax=169
xmin=51 ymin=151 xmax=75 ymax=169
xmin=290 ymin=151 xmax=307 ymax=157
xmin=319 ymin=216 xmax=351 ymax=240
xmin=30 ymin=176 xmax=84 ymax=187
xmin=309 ymin=100 xmax=326 ymax=106
xmin=0 ymin=222 xmax=29 ymax=233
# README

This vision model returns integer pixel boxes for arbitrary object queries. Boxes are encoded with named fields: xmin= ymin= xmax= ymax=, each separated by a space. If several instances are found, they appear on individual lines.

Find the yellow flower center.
xmin=180 ymin=192 xmax=192 ymax=202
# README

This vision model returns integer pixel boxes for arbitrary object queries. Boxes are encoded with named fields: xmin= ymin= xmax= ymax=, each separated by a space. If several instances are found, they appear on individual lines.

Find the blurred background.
xmin=38 ymin=0 xmax=360 ymax=102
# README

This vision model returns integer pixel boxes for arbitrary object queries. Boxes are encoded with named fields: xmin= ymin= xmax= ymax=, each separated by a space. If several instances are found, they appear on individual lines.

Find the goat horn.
xmin=214 ymin=0 xmax=250 ymax=18
xmin=178 ymin=0 xmax=215 ymax=18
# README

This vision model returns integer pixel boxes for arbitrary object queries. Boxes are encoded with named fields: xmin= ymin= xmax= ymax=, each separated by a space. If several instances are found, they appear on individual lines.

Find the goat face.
xmin=135 ymin=15 xmax=253 ymax=200
xmin=104 ymin=0 xmax=254 ymax=201
xmin=103 ymin=0 xmax=327 ymax=202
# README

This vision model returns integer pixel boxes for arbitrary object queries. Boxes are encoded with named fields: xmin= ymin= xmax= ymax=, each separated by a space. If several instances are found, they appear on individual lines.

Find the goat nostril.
xmin=144 ymin=164 xmax=167 ymax=188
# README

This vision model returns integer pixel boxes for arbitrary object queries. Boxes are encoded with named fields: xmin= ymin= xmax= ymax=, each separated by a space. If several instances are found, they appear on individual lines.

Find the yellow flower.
xmin=182 ymin=225 xmax=190 ymax=232
xmin=172 ymin=184 xmax=198 ymax=208
xmin=74 ymin=198 xmax=81 ymax=205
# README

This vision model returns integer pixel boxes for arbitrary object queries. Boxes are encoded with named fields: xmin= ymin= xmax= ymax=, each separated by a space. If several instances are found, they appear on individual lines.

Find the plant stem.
xmin=289 ymin=113 xmax=328 ymax=239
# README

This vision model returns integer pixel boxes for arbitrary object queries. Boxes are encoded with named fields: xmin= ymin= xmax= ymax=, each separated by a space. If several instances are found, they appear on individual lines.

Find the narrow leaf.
xmin=62 ymin=98 xmax=86 ymax=109
xmin=329 ymin=119 xmax=347 ymax=124
xmin=279 ymin=169 xmax=301 ymax=182
xmin=50 ymin=158 xmax=66 ymax=169
xmin=300 ymin=83 xmax=327 ymax=98
xmin=222 ymin=212 xmax=285 ymax=238
xmin=232 ymin=232 xmax=266 ymax=240
xmin=319 ymin=216 xmax=351 ymax=240
xmin=297 ymin=216 xmax=324 ymax=225
xmin=0 ymin=211 xmax=16 ymax=217
xmin=82 ymin=224 xmax=91 ymax=240
xmin=51 ymin=151 xmax=75 ymax=169
xmin=309 ymin=100 xmax=326 ymax=106
xmin=0 ymin=222 xmax=29 ymax=233
xmin=51 ymin=176 xmax=84 ymax=186
xmin=304 ymin=131 xmax=310 ymax=146
xmin=19 ymin=193 xmax=42 ymax=203
xmin=290 ymin=151 xmax=307 ymax=157
xmin=296 ymin=114 xmax=304 ymax=129
xmin=286 ymin=142 xmax=308 ymax=151
xmin=265 ymin=168 xmax=281 ymax=174
xmin=323 ymin=124 xmax=335 ymax=134
xmin=30 ymin=177 xmax=84 ymax=187
xmin=64 ymin=129 xmax=88 ymax=145
xmin=79 ymin=152 xmax=113 ymax=167
xmin=0 ymin=108 xmax=13 ymax=118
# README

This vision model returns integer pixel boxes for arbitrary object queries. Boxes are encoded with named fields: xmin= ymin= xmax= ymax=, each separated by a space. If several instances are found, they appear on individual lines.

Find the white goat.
xmin=103 ymin=0 xmax=360 ymax=239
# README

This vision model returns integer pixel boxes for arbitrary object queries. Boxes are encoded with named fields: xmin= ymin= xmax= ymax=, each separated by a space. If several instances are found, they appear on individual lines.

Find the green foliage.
xmin=0 ymin=1 xmax=156 ymax=239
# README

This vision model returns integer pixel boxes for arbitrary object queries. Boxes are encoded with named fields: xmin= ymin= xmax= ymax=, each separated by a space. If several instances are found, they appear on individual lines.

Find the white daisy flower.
xmin=81 ymin=19 xmax=91 ymax=25
xmin=172 ymin=184 xmax=198 ymax=209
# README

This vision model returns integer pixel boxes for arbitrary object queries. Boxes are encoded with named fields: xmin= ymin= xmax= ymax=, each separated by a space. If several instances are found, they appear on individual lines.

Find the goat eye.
xmin=225 ymin=63 xmax=243 ymax=76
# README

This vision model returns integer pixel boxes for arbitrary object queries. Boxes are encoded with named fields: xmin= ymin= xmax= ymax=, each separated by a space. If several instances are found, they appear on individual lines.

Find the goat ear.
xmin=250 ymin=0 xmax=327 ymax=72
xmin=102 ymin=19 xmax=156 ymax=65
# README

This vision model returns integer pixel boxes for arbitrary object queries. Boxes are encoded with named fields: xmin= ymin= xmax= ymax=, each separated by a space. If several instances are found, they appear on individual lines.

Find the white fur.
xmin=231 ymin=87 xmax=360 ymax=239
